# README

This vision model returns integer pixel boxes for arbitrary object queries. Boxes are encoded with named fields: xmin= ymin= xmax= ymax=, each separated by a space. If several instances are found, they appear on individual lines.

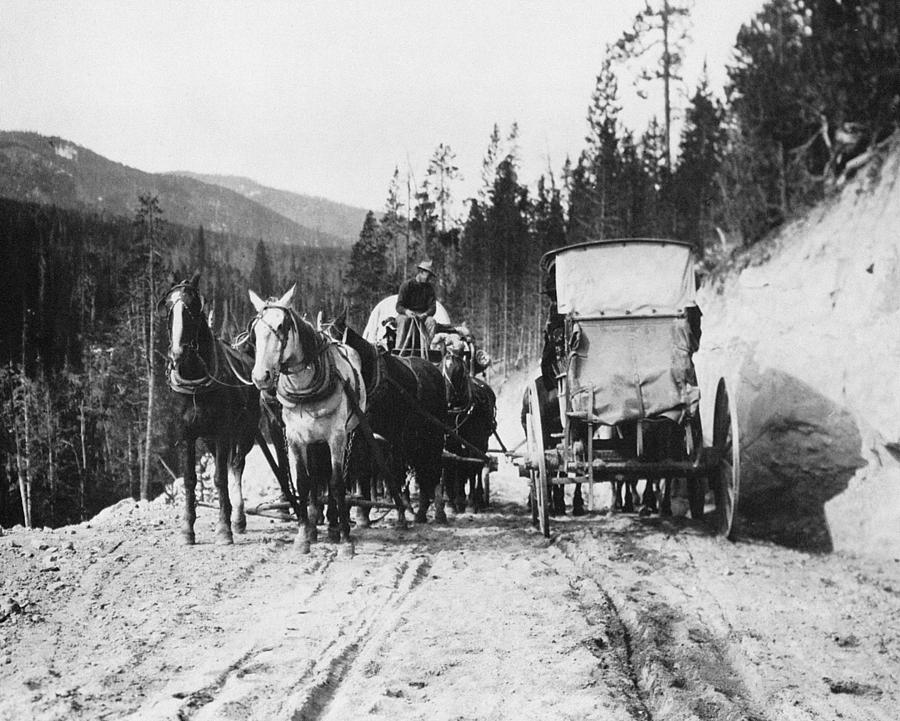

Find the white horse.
xmin=362 ymin=294 xmax=452 ymax=347
xmin=248 ymin=285 xmax=366 ymax=553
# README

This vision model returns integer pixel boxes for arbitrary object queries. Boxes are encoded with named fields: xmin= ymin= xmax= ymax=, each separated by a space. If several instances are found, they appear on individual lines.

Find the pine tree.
xmin=610 ymin=0 xmax=693 ymax=174
xmin=345 ymin=211 xmax=390 ymax=326
xmin=574 ymin=58 xmax=625 ymax=241
xmin=672 ymin=69 xmax=726 ymax=252
xmin=249 ymin=239 xmax=274 ymax=299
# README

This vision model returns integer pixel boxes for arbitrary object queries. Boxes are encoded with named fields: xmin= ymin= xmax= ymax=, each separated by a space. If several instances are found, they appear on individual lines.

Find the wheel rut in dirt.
xmin=556 ymin=528 xmax=768 ymax=721
xmin=288 ymin=552 xmax=434 ymax=721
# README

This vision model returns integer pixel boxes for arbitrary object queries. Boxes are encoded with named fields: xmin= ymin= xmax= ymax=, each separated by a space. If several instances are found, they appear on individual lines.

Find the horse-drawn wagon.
xmin=522 ymin=238 xmax=740 ymax=539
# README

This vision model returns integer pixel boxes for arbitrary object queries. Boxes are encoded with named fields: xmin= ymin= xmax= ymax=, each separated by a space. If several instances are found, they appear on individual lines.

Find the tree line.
xmin=0 ymin=196 xmax=346 ymax=528
xmin=344 ymin=0 xmax=899 ymax=377
xmin=2 ymin=0 xmax=897 ymax=529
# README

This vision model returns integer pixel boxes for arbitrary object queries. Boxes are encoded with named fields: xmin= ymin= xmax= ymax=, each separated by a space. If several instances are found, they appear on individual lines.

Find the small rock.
xmin=835 ymin=634 xmax=860 ymax=648
xmin=1 ymin=597 xmax=23 ymax=620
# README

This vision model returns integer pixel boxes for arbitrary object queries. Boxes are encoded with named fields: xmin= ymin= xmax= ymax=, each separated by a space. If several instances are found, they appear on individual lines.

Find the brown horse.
xmin=159 ymin=272 xmax=260 ymax=545
xmin=324 ymin=312 xmax=448 ymax=525
xmin=438 ymin=334 xmax=496 ymax=513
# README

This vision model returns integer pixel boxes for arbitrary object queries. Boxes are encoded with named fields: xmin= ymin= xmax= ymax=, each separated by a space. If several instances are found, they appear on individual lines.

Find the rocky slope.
xmin=695 ymin=136 xmax=900 ymax=559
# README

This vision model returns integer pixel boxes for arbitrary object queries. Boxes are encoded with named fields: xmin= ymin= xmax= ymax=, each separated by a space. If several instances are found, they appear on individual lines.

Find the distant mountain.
xmin=0 ymin=131 xmax=348 ymax=248
xmin=174 ymin=173 xmax=369 ymax=247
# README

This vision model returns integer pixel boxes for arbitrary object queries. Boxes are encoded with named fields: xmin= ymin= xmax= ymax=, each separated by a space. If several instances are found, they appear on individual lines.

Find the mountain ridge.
xmin=0 ymin=131 xmax=352 ymax=248
xmin=171 ymin=172 xmax=369 ymax=245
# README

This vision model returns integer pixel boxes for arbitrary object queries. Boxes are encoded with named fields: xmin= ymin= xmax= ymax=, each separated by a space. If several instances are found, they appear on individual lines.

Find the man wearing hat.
xmin=395 ymin=259 xmax=438 ymax=351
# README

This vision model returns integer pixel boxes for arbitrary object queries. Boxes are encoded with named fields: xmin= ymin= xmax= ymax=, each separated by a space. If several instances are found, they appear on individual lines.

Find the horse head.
xmin=436 ymin=332 xmax=471 ymax=409
xmin=158 ymin=271 xmax=208 ymax=368
xmin=249 ymin=285 xmax=321 ymax=390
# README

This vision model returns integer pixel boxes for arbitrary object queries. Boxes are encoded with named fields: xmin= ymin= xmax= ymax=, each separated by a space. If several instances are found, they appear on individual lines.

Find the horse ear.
xmin=190 ymin=270 xmax=201 ymax=288
xmin=248 ymin=289 xmax=266 ymax=312
xmin=278 ymin=285 xmax=296 ymax=308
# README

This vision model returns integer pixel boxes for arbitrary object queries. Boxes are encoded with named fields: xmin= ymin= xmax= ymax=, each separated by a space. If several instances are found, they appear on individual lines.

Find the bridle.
xmin=249 ymin=303 xmax=306 ymax=375
xmin=159 ymin=282 xmax=207 ymax=361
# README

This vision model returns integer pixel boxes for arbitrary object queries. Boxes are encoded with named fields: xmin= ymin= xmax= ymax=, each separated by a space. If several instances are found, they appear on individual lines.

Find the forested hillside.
xmin=0 ymin=132 xmax=347 ymax=248
xmin=174 ymin=173 xmax=368 ymax=246
xmin=344 ymin=0 xmax=900 ymax=380
xmin=0 ymin=195 xmax=346 ymax=529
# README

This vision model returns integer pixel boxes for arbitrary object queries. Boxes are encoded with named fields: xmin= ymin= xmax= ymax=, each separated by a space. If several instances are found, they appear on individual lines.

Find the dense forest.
xmin=2 ymin=0 xmax=899 ymax=528
xmin=0 ymin=196 xmax=346 ymax=528
xmin=345 ymin=0 xmax=899 ymax=376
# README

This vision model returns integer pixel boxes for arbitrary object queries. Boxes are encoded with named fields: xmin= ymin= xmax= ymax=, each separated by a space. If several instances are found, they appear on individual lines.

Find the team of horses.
xmin=161 ymin=273 xmax=496 ymax=552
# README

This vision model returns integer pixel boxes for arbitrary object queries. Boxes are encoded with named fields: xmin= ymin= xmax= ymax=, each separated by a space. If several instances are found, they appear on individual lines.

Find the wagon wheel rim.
xmin=527 ymin=380 xmax=550 ymax=537
xmin=711 ymin=378 xmax=740 ymax=538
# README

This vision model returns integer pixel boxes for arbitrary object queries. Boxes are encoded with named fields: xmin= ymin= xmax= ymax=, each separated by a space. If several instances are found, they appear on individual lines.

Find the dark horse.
xmin=324 ymin=312 xmax=448 ymax=524
xmin=159 ymin=272 xmax=260 ymax=545
xmin=438 ymin=334 xmax=497 ymax=513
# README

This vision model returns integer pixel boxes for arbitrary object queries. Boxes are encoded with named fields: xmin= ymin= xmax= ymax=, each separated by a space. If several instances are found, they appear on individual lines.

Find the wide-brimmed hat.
xmin=417 ymin=259 xmax=436 ymax=277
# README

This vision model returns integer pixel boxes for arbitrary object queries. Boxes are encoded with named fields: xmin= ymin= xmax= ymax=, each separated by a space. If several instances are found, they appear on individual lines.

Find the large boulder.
xmin=695 ymin=138 xmax=900 ymax=559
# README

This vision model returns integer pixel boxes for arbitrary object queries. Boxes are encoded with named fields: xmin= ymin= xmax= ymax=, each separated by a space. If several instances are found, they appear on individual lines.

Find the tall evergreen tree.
xmin=345 ymin=211 xmax=390 ymax=326
xmin=672 ymin=69 xmax=726 ymax=252
xmin=249 ymin=239 xmax=274 ymax=299
xmin=610 ymin=0 xmax=693 ymax=174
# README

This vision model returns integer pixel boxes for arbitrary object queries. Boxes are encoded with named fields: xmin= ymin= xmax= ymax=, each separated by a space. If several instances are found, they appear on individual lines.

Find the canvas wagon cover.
xmin=363 ymin=295 xmax=452 ymax=344
xmin=566 ymin=317 xmax=700 ymax=425
xmin=554 ymin=241 xmax=695 ymax=317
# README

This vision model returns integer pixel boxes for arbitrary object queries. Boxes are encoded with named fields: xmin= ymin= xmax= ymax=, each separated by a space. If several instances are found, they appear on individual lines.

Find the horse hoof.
xmin=232 ymin=521 xmax=247 ymax=535
xmin=294 ymin=537 xmax=311 ymax=554
xmin=338 ymin=542 xmax=355 ymax=558
xmin=327 ymin=527 xmax=341 ymax=542
xmin=572 ymin=506 xmax=586 ymax=517
xmin=414 ymin=511 xmax=427 ymax=524
xmin=216 ymin=533 xmax=234 ymax=546
xmin=181 ymin=532 xmax=196 ymax=546
xmin=435 ymin=511 xmax=448 ymax=525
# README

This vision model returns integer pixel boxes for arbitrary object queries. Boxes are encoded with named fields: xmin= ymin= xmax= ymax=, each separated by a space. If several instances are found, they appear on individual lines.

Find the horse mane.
xmin=292 ymin=313 xmax=323 ymax=364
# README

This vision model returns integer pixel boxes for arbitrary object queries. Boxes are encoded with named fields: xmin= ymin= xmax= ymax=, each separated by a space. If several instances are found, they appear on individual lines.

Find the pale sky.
xmin=1 ymin=0 xmax=763 ymax=212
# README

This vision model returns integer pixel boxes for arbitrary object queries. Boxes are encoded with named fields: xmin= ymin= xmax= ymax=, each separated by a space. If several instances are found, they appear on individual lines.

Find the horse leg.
xmin=455 ymin=467 xmax=468 ymax=513
xmin=623 ymin=480 xmax=636 ymax=513
xmin=550 ymin=481 xmax=565 ymax=516
xmin=572 ymin=483 xmax=586 ymax=516
xmin=640 ymin=479 xmax=658 ymax=516
xmin=471 ymin=468 xmax=484 ymax=512
xmin=330 ymin=435 xmax=353 ymax=553
xmin=660 ymin=478 xmax=673 ymax=516
xmin=391 ymin=452 xmax=408 ymax=530
xmin=434 ymin=466 xmax=448 ymax=523
xmin=292 ymin=445 xmax=313 ymax=553
xmin=214 ymin=441 xmax=234 ymax=545
xmin=181 ymin=440 xmax=198 ymax=545
xmin=229 ymin=442 xmax=248 ymax=534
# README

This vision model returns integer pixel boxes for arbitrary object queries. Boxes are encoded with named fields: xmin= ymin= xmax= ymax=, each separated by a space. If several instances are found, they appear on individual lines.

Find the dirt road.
xmin=1 ymin=460 xmax=898 ymax=721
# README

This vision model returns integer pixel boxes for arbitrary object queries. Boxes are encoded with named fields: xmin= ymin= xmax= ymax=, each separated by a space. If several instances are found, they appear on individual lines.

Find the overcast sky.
xmin=1 ymin=0 xmax=763 ymax=212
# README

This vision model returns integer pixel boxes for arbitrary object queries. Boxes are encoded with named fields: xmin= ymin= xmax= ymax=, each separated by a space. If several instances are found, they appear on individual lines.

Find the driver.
xmin=395 ymin=259 xmax=438 ymax=351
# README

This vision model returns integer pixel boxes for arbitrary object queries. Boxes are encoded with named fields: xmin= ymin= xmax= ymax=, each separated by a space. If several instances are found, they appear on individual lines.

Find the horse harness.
xmin=250 ymin=304 xmax=363 ymax=417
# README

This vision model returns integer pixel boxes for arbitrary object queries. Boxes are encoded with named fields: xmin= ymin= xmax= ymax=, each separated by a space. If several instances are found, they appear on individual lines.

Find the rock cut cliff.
xmin=695 ymin=136 xmax=900 ymax=560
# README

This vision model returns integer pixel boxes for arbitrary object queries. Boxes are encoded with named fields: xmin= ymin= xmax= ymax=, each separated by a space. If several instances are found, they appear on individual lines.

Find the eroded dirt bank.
xmin=1 ymin=465 xmax=898 ymax=721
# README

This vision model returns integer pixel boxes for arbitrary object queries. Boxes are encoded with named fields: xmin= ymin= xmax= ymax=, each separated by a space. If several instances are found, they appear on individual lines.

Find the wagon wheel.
xmin=686 ymin=413 xmax=705 ymax=519
xmin=711 ymin=378 xmax=740 ymax=538
xmin=526 ymin=380 xmax=550 ymax=537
